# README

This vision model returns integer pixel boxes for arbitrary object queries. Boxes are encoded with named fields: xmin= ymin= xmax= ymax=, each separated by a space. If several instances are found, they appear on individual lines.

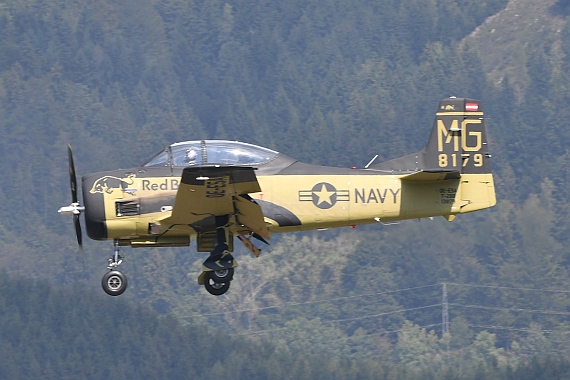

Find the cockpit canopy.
xmin=142 ymin=140 xmax=279 ymax=167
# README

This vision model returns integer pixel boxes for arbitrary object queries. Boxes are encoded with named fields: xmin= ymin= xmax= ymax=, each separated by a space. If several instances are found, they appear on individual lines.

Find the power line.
xmin=446 ymin=282 xmax=570 ymax=294
xmin=331 ymin=303 xmax=441 ymax=324
xmin=442 ymin=283 xmax=449 ymax=335
xmin=185 ymin=281 xmax=570 ymax=349
xmin=237 ymin=304 xmax=441 ymax=336
xmin=191 ymin=282 xmax=570 ymax=320
xmin=468 ymin=324 xmax=570 ymax=335
xmin=442 ymin=283 xmax=450 ymax=363
xmin=191 ymin=283 xmax=441 ymax=318
xmin=381 ymin=323 xmax=441 ymax=336
xmin=242 ymin=320 xmax=442 ymax=338
xmin=450 ymin=303 xmax=570 ymax=317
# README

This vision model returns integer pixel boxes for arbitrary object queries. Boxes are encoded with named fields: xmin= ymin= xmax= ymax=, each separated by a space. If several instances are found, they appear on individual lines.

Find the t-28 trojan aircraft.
xmin=58 ymin=97 xmax=496 ymax=296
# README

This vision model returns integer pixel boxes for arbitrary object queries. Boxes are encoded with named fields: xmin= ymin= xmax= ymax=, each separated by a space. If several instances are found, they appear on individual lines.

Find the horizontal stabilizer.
xmin=401 ymin=170 xmax=460 ymax=182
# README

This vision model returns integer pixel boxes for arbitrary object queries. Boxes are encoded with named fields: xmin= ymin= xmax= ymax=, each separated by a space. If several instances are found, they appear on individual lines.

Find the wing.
xmin=160 ymin=166 xmax=269 ymax=239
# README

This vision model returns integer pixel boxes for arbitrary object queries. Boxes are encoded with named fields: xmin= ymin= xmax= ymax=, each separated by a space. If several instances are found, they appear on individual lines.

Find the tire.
xmin=102 ymin=270 xmax=128 ymax=296
xmin=209 ymin=268 xmax=234 ymax=283
xmin=204 ymin=272 xmax=230 ymax=296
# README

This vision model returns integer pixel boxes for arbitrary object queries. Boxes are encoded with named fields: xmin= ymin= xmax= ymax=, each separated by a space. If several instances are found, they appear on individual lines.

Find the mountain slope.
xmin=465 ymin=0 xmax=567 ymax=97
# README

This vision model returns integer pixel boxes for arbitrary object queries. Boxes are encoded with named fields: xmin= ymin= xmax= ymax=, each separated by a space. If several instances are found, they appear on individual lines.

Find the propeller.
xmin=58 ymin=144 xmax=85 ymax=247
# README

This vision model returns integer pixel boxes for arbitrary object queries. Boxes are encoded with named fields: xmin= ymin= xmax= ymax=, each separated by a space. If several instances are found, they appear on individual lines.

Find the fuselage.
xmin=81 ymin=145 xmax=495 ymax=245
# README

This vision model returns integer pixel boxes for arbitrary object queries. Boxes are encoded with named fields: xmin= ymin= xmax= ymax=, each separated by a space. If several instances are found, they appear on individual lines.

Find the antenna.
xmin=364 ymin=154 xmax=379 ymax=169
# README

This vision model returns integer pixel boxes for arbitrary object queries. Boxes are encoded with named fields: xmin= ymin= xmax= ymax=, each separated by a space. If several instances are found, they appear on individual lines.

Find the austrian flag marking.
xmin=465 ymin=103 xmax=479 ymax=112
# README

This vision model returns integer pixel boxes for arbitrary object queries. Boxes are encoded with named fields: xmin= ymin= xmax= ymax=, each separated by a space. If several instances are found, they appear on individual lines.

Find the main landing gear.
xmin=198 ymin=216 xmax=236 ymax=296
xmin=102 ymin=240 xmax=128 ymax=296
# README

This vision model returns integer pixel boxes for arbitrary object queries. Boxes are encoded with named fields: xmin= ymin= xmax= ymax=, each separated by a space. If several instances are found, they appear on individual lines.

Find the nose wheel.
xmin=101 ymin=240 xmax=128 ymax=296
xmin=102 ymin=270 xmax=128 ymax=296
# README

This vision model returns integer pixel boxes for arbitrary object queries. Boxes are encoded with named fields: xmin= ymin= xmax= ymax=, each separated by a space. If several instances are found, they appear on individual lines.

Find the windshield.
xmin=142 ymin=140 xmax=278 ymax=167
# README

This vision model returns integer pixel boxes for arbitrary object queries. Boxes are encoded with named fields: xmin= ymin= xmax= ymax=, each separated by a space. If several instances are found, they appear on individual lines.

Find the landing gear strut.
xmin=102 ymin=240 xmax=128 ymax=296
xmin=199 ymin=216 xmax=236 ymax=296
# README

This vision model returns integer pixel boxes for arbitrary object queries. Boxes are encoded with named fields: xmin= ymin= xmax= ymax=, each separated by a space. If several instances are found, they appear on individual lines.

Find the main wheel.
xmin=102 ymin=270 xmax=128 ymax=296
xmin=204 ymin=272 xmax=230 ymax=296
xmin=209 ymin=268 xmax=234 ymax=283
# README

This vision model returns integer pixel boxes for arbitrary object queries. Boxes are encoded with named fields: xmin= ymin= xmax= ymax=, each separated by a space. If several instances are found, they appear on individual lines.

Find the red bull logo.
xmin=90 ymin=174 xmax=137 ymax=195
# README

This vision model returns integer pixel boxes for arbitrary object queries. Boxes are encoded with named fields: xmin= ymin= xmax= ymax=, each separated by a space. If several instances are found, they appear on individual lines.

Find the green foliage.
xmin=0 ymin=272 xmax=409 ymax=379
xmin=13 ymin=271 xmax=569 ymax=379
xmin=396 ymin=320 xmax=444 ymax=368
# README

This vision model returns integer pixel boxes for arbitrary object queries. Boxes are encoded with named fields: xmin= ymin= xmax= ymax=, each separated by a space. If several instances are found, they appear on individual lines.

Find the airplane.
xmin=58 ymin=97 xmax=496 ymax=296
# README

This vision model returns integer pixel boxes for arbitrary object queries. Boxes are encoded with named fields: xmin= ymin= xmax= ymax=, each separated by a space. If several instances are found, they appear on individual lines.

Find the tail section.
xmin=373 ymin=97 xmax=496 ymax=215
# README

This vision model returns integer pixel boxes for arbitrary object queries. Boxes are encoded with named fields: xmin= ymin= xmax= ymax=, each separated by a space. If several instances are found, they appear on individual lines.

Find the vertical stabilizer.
xmin=422 ymin=97 xmax=492 ymax=175
xmin=372 ymin=97 xmax=492 ymax=176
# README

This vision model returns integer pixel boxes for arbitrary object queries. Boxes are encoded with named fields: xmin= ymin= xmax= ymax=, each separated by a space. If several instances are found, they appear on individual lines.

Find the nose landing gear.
xmin=102 ymin=240 xmax=128 ymax=296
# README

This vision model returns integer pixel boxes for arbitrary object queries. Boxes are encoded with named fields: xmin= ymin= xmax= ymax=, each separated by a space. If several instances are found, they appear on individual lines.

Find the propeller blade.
xmin=68 ymin=144 xmax=78 ymax=204
xmin=74 ymin=214 xmax=83 ymax=247
xmin=65 ymin=144 xmax=83 ymax=247
xmin=74 ymin=213 xmax=85 ymax=273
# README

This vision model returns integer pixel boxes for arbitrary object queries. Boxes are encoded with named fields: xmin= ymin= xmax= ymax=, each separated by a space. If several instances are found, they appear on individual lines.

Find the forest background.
xmin=2 ymin=0 xmax=570 ymax=378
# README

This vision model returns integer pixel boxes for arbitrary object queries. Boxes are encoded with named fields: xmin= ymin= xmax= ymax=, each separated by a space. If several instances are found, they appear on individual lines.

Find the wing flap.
xmin=235 ymin=195 xmax=270 ymax=241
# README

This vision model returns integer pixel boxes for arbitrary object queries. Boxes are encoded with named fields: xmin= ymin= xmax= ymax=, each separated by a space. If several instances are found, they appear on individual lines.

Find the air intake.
xmin=115 ymin=200 xmax=140 ymax=217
